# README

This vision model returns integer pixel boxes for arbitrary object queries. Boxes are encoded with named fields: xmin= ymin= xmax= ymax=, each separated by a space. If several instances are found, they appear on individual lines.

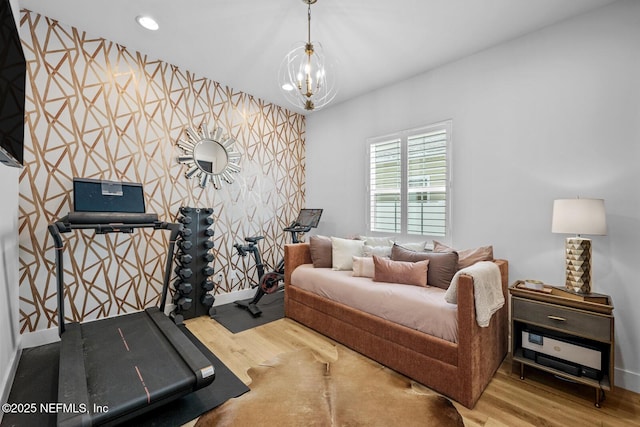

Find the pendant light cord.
xmin=307 ymin=3 xmax=312 ymax=44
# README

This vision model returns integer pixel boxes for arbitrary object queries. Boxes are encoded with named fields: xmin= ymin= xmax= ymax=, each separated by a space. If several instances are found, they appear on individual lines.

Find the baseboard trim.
xmin=615 ymin=367 xmax=640 ymax=394
xmin=212 ymin=288 xmax=255 ymax=306
xmin=0 ymin=345 xmax=22 ymax=422
xmin=20 ymin=325 xmax=60 ymax=349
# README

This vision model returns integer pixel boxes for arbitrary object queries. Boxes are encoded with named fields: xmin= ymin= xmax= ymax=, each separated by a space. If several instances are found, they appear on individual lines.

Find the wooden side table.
xmin=509 ymin=281 xmax=614 ymax=407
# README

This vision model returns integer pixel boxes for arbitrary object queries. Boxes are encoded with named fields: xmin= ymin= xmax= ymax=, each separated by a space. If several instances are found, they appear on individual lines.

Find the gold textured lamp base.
xmin=565 ymin=237 xmax=592 ymax=294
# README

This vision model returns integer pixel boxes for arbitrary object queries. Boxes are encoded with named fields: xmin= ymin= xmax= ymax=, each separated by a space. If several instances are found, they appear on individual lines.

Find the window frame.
xmin=366 ymin=120 xmax=452 ymax=240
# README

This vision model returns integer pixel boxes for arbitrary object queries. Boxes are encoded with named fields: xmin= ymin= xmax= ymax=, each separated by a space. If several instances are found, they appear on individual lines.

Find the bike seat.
xmin=244 ymin=236 xmax=264 ymax=243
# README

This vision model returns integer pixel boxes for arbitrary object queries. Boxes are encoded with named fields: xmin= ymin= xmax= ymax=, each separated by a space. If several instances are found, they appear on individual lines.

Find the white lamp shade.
xmin=552 ymin=198 xmax=607 ymax=236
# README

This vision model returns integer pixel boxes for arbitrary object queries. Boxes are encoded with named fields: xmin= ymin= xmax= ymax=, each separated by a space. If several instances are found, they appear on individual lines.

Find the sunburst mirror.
xmin=177 ymin=124 xmax=241 ymax=189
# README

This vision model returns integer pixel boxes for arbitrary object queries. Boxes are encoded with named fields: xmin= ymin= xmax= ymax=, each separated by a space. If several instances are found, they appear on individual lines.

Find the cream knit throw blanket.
xmin=444 ymin=261 xmax=504 ymax=327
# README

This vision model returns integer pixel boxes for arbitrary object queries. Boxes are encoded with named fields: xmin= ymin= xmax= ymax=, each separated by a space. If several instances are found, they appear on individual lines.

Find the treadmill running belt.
xmin=58 ymin=312 xmax=196 ymax=426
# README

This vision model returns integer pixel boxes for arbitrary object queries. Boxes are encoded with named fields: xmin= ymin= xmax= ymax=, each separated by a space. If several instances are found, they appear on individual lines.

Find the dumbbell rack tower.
xmin=172 ymin=207 xmax=216 ymax=322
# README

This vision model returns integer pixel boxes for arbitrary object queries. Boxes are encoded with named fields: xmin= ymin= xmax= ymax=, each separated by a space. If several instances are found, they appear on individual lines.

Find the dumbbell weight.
xmin=170 ymin=311 xmax=184 ymax=326
xmin=173 ymin=295 xmax=192 ymax=311
xmin=201 ymin=293 xmax=215 ymax=307
xmin=204 ymin=228 xmax=214 ymax=237
xmin=175 ymin=266 xmax=193 ymax=279
xmin=202 ymin=252 xmax=214 ymax=262
xmin=178 ymin=239 xmax=192 ymax=251
xmin=202 ymin=280 xmax=214 ymax=292
xmin=202 ymin=266 xmax=214 ymax=277
xmin=179 ymin=254 xmax=193 ymax=264
xmin=173 ymin=280 xmax=193 ymax=295
xmin=203 ymin=240 xmax=214 ymax=249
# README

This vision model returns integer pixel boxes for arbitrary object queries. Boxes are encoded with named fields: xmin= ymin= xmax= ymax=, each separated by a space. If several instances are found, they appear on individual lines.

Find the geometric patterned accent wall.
xmin=17 ymin=10 xmax=305 ymax=333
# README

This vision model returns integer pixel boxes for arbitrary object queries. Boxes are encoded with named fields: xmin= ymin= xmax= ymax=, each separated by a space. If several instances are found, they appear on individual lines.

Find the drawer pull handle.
xmin=547 ymin=315 xmax=566 ymax=322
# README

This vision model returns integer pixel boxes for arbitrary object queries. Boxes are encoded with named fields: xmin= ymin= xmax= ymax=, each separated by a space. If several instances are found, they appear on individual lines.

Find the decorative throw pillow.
xmin=331 ymin=237 xmax=365 ymax=270
xmin=352 ymin=256 xmax=375 ymax=278
xmin=390 ymin=244 xmax=458 ymax=290
xmin=433 ymin=240 xmax=494 ymax=270
xmin=358 ymin=236 xmax=395 ymax=247
xmin=363 ymin=245 xmax=392 ymax=258
xmin=395 ymin=241 xmax=428 ymax=251
xmin=372 ymin=255 xmax=429 ymax=287
xmin=309 ymin=235 xmax=333 ymax=268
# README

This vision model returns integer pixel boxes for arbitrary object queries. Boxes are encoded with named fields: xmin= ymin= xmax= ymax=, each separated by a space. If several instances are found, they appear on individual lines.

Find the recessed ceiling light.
xmin=136 ymin=15 xmax=159 ymax=31
xmin=281 ymin=83 xmax=294 ymax=91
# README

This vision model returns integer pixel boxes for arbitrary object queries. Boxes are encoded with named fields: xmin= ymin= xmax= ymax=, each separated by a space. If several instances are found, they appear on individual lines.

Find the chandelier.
xmin=278 ymin=0 xmax=337 ymax=111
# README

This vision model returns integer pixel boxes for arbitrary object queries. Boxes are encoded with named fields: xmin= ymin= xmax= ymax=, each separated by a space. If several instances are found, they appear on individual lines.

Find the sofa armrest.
xmin=284 ymin=243 xmax=312 ymax=289
xmin=456 ymin=259 xmax=509 ymax=407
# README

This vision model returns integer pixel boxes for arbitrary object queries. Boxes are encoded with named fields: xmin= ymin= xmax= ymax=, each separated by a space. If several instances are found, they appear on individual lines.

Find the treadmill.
xmin=48 ymin=179 xmax=215 ymax=426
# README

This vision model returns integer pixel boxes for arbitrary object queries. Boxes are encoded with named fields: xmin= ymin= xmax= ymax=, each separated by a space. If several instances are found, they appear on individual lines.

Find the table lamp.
xmin=551 ymin=198 xmax=607 ymax=294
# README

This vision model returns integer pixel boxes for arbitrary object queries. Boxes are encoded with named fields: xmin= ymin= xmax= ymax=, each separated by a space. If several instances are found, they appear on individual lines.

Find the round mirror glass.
xmin=193 ymin=139 xmax=229 ymax=174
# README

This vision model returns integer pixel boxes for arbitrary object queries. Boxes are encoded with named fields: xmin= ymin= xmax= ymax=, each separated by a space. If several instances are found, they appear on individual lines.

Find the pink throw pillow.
xmin=373 ymin=255 xmax=429 ymax=287
xmin=352 ymin=256 xmax=375 ymax=278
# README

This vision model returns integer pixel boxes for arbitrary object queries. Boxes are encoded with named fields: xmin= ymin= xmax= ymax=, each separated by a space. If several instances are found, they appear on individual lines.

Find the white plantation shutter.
xmin=367 ymin=122 xmax=450 ymax=237
xmin=369 ymin=139 xmax=401 ymax=233
xmin=407 ymin=129 xmax=447 ymax=236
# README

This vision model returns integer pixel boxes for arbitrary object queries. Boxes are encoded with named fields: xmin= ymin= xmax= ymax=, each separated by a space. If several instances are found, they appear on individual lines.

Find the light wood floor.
xmin=186 ymin=316 xmax=640 ymax=426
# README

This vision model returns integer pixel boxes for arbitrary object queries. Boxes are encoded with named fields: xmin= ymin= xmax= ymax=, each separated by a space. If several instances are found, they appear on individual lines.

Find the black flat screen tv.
xmin=0 ymin=0 xmax=26 ymax=168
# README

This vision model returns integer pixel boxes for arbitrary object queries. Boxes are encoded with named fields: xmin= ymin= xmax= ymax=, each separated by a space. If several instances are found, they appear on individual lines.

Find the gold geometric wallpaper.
xmin=17 ymin=10 xmax=305 ymax=333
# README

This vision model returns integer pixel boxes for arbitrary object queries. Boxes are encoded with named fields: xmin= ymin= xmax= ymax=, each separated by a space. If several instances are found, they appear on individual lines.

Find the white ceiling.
xmin=18 ymin=0 xmax=617 ymax=114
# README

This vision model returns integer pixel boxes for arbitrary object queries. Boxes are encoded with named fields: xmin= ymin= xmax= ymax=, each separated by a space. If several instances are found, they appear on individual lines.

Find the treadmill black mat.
xmin=211 ymin=291 xmax=284 ymax=334
xmin=1 ymin=326 xmax=249 ymax=427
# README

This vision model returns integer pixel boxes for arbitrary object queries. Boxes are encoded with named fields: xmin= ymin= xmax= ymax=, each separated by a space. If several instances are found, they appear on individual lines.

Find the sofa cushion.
xmin=352 ymin=256 xmax=375 ymax=278
xmin=309 ymin=235 xmax=333 ymax=268
xmin=363 ymin=245 xmax=392 ymax=258
xmin=390 ymin=244 xmax=458 ymax=290
xmin=433 ymin=241 xmax=494 ymax=270
xmin=373 ymin=255 xmax=429 ymax=287
xmin=331 ymin=237 xmax=365 ymax=270
xmin=290 ymin=264 xmax=458 ymax=342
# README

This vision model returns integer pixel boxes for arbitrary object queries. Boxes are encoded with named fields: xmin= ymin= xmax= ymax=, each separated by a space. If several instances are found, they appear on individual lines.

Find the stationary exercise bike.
xmin=233 ymin=209 xmax=323 ymax=317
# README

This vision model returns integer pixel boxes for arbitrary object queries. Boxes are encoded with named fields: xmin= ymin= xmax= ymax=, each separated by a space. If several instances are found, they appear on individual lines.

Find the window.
xmin=368 ymin=121 xmax=451 ymax=237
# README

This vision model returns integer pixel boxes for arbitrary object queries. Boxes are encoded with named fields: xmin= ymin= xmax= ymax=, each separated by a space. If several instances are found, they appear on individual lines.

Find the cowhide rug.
xmin=196 ymin=347 xmax=464 ymax=427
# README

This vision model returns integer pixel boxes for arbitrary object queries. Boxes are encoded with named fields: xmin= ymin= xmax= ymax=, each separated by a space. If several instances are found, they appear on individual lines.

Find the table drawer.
xmin=512 ymin=297 xmax=610 ymax=342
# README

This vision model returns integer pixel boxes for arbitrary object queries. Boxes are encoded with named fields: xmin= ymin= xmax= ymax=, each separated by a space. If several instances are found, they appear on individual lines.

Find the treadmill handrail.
xmin=56 ymin=221 xmax=168 ymax=234
xmin=48 ymin=219 xmax=182 ymax=336
xmin=160 ymin=223 xmax=182 ymax=312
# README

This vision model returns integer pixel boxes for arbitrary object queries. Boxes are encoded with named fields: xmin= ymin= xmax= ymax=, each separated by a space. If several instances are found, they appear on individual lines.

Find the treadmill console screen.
xmin=73 ymin=178 xmax=146 ymax=213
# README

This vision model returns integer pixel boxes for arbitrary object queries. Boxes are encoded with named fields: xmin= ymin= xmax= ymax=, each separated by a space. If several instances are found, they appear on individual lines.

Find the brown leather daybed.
xmin=284 ymin=242 xmax=508 ymax=409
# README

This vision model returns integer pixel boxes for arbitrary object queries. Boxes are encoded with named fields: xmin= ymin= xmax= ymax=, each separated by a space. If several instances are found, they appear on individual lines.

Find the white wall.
xmin=0 ymin=0 xmax=22 ymax=409
xmin=0 ymin=164 xmax=20 ymax=407
xmin=306 ymin=0 xmax=640 ymax=392
xmin=0 ymin=0 xmax=24 ymax=410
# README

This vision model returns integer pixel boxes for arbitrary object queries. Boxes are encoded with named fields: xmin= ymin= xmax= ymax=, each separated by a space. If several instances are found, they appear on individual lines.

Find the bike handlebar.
xmin=283 ymin=225 xmax=311 ymax=233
